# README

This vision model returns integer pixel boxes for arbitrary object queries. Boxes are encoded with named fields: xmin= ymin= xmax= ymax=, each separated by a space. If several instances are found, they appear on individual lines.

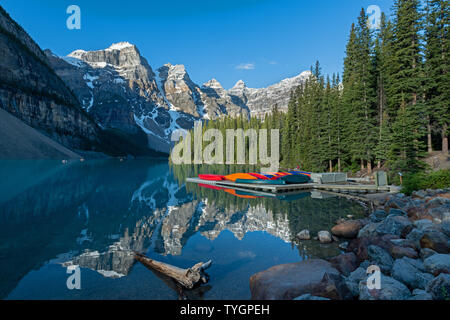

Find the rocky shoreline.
xmin=249 ymin=188 xmax=450 ymax=300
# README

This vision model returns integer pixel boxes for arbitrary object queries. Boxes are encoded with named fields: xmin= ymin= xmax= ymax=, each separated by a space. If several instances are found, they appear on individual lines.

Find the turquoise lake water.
xmin=0 ymin=160 xmax=368 ymax=300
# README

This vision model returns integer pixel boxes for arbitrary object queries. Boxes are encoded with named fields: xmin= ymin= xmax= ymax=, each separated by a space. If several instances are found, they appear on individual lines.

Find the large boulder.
xmin=425 ymin=273 xmax=450 ymax=300
xmin=359 ymin=274 xmax=411 ymax=300
xmin=420 ymin=230 xmax=450 ymax=254
xmin=391 ymin=257 xmax=432 ymax=289
xmin=423 ymin=254 xmax=450 ymax=276
xmin=329 ymin=252 xmax=359 ymax=276
xmin=331 ymin=220 xmax=363 ymax=238
xmin=375 ymin=215 xmax=413 ymax=237
xmin=249 ymin=259 xmax=339 ymax=300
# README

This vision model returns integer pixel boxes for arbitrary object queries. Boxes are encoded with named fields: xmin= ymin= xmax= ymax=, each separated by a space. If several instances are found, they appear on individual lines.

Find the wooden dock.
xmin=186 ymin=177 xmax=399 ymax=195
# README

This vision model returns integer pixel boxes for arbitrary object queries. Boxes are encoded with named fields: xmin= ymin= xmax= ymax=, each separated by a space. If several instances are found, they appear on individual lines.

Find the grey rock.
xmin=406 ymin=229 xmax=424 ymax=247
xmin=425 ymin=273 xmax=450 ymax=300
xmin=358 ymin=222 xmax=381 ymax=238
xmin=391 ymin=258 xmax=419 ymax=288
xmin=359 ymin=274 xmax=411 ymax=300
xmin=367 ymin=245 xmax=394 ymax=272
xmin=375 ymin=215 xmax=413 ymax=237
xmin=391 ymin=258 xmax=429 ymax=289
xmin=416 ymin=272 xmax=434 ymax=290
xmin=345 ymin=267 xmax=368 ymax=297
xmin=423 ymin=253 xmax=450 ymax=275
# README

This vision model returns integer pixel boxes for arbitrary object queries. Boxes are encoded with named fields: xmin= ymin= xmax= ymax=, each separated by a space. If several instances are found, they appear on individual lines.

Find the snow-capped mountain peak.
xmin=46 ymin=41 xmax=310 ymax=152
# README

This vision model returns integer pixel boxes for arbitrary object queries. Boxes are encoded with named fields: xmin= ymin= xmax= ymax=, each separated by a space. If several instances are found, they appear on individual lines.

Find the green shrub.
xmin=401 ymin=169 xmax=450 ymax=195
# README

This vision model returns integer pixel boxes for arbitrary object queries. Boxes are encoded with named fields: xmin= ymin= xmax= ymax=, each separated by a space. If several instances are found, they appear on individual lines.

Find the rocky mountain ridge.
xmin=47 ymin=42 xmax=312 ymax=152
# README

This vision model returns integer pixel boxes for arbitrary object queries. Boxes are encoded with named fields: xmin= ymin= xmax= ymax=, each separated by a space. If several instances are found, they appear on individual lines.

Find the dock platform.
xmin=186 ymin=177 xmax=399 ymax=195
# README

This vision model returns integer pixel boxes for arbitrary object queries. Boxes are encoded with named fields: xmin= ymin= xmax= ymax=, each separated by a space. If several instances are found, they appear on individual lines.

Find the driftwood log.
xmin=134 ymin=252 xmax=212 ymax=289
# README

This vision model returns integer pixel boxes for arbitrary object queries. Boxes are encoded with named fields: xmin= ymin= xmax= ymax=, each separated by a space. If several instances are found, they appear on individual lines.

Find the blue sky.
xmin=2 ymin=0 xmax=394 ymax=89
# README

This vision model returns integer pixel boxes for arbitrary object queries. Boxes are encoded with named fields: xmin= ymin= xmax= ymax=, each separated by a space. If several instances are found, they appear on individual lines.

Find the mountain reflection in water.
xmin=0 ymin=160 xmax=367 ymax=300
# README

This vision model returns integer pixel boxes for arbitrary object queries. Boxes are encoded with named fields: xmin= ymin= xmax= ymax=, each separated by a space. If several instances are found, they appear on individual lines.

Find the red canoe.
xmin=198 ymin=174 xmax=225 ymax=181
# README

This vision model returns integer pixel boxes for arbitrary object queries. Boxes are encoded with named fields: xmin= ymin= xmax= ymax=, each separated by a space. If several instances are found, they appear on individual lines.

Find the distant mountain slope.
xmin=0 ymin=108 xmax=81 ymax=159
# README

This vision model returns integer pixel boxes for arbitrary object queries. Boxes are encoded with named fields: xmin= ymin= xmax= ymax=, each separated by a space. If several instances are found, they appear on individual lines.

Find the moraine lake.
xmin=0 ymin=160 xmax=368 ymax=300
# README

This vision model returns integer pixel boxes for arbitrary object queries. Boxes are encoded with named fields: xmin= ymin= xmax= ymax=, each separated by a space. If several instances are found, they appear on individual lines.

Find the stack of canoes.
xmin=198 ymin=171 xmax=311 ymax=185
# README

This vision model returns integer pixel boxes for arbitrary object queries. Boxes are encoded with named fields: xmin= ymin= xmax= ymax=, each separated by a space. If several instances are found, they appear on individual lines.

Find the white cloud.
xmin=236 ymin=63 xmax=255 ymax=70
xmin=269 ymin=61 xmax=278 ymax=65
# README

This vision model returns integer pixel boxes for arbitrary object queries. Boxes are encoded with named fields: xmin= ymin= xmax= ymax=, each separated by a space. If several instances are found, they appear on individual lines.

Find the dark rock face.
xmin=0 ymin=7 xmax=98 ymax=151
xmin=249 ymin=259 xmax=339 ymax=300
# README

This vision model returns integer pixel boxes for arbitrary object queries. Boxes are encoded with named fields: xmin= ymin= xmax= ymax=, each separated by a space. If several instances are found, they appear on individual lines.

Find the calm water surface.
xmin=0 ymin=160 xmax=368 ymax=300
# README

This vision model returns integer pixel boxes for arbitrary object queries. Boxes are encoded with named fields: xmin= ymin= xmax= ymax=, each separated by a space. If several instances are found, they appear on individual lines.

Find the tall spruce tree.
xmin=389 ymin=0 xmax=426 ymax=172
xmin=342 ymin=9 xmax=377 ymax=173
xmin=424 ymin=0 xmax=449 ymax=154
xmin=374 ymin=13 xmax=395 ymax=167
